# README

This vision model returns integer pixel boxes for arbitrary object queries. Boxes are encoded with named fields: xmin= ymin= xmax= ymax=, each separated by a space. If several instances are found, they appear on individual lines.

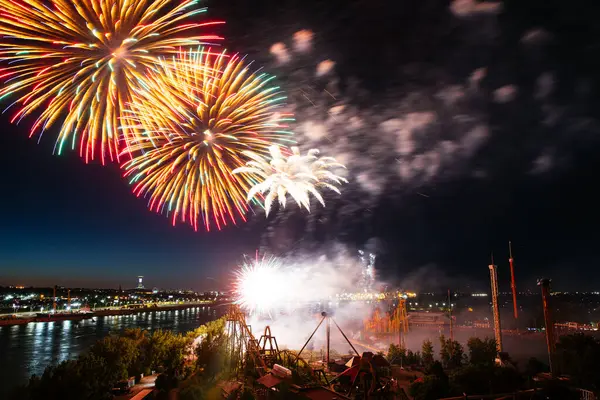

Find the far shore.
xmin=0 ymin=301 xmax=225 ymax=326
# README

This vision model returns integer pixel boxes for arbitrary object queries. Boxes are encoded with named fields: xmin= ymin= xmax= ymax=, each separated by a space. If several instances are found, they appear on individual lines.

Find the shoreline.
xmin=0 ymin=301 xmax=222 ymax=326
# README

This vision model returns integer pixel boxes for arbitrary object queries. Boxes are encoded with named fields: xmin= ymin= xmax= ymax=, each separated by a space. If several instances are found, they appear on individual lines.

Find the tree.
xmin=25 ymin=354 xmax=114 ymax=400
xmin=439 ymin=336 xmax=463 ymax=369
xmin=387 ymin=343 xmax=406 ymax=365
xmin=12 ymin=318 xmax=228 ymax=400
xmin=491 ymin=365 xmax=523 ymax=393
xmin=195 ymin=318 xmax=227 ymax=379
xmin=422 ymin=339 xmax=434 ymax=369
xmin=450 ymin=364 xmax=492 ymax=395
xmin=439 ymin=335 xmax=448 ymax=366
xmin=555 ymin=333 xmax=600 ymax=391
xmin=89 ymin=334 xmax=141 ymax=380
xmin=467 ymin=337 xmax=497 ymax=366
xmin=122 ymin=328 xmax=149 ymax=376
xmin=406 ymin=350 xmax=422 ymax=366
xmin=410 ymin=364 xmax=450 ymax=400
xmin=524 ymin=357 xmax=546 ymax=377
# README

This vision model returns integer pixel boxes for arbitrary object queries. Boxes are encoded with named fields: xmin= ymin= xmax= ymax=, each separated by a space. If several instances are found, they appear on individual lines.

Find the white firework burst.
xmin=233 ymin=145 xmax=348 ymax=216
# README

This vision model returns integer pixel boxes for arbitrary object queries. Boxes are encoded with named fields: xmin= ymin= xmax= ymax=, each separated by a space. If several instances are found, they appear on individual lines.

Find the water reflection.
xmin=0 ymin=307 xmax=220 ymax=396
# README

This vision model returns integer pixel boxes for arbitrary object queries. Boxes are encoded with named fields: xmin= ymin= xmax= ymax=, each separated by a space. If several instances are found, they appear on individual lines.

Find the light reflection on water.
xmin=0 ymin=307 xmax=220 ymax=396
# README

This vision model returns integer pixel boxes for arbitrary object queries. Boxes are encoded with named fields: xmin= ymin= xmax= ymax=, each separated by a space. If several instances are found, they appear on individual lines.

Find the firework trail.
xmin=0 ymin=0 xmax=223 ymax=163
xmin=121 ymin=48 xmax=295 ymax=231
xmin=233 ymin=145 xmax=347 ymax=216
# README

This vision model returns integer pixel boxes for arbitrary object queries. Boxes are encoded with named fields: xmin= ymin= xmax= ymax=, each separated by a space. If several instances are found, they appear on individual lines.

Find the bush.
xmin=12 ymin=318 xmax=227 ymax=400
xmin=410 ymin=375 xmax=450 ymax=400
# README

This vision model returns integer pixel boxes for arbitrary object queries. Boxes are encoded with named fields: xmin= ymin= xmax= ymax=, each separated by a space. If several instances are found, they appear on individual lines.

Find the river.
xmin=0 ymin=306 xmax=222 ymax=397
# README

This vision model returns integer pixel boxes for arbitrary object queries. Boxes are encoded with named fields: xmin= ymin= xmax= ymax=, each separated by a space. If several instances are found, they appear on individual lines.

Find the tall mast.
xmin=448 ymin=289 xmax=454 ymax=343
xmin=326 ymin=314 xmax=331 ymax=369
xmin=489 ymin=256 xmax=503 ymax=354
xmin=53 ymin=285 xmax=57 ymax=313
xmin=538 ymin=278 xmax=556 ymax=375
xmin=509 ymin=241 xmax=519 ymax=320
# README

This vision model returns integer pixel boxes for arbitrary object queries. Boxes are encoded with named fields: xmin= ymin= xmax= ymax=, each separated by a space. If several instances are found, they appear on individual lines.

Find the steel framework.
xmin=297 ymin=312 xmax=359 ymax=370
xmin=489 ymin=263 xmax=503 ymax=353
xmin=363 ymin=299 xmax=409 ymax=347
xmin=257 ymin=325 xmax=281 ymax=367
xmin=225 ymin=305 xmax=267 ymax=377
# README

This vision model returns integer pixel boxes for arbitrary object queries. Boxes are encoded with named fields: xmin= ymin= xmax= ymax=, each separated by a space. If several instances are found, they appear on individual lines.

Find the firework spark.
xmin=121 ymin=48 xmax=295 ymax=231
xmin=0 ymin=0 xmax=223 ymax=163
xmin=233 ymin=255 xmax=288 ymax=316
xmin=233 ymin=145 xmax=348 ymax=216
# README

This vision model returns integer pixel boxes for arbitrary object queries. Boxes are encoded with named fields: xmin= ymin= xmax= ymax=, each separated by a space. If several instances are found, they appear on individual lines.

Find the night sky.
xmin=1 ymin=0 xmax=599 ymax=291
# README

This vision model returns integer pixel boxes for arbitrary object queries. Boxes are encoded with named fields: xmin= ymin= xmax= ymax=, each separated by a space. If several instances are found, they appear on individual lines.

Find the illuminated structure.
xmin=137 ymin=276 xmax=144 ymax=290
xmin=363 ymin=300 xmax=409 ymax=346
xmin=406 ymin=312 xmax=446 ymax=327
xmin=538 ymin=278 xmax=556 ymax=375
xmin=509 ymin=241 xmax=519 ymax=320
xmin=53 ymin=285 xmax=57 ymax=313
xmin=488 ymin=263 xmax=503 ymax=353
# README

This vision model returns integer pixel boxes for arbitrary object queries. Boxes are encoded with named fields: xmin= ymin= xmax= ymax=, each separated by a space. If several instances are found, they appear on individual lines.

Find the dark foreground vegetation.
xmin=403 ymin=334 xmax=600 ymax=400
xmin=9 ymin=318 xmax=228 ymax=400
xmin=9 ymin=319 xmax=600 ymax=400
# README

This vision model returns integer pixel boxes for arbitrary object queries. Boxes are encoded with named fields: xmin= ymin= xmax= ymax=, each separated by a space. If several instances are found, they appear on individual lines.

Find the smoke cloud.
xmin=242 ymin=244 xmax=385 ymax=352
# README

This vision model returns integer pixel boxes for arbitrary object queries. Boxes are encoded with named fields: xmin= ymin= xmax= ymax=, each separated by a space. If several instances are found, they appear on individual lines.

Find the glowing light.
xmin=233 ymin=255 xmax=287 ymax=315
xmin=121 ymin=48 xmax=294 ymax=231
xmin=0 ymin=0 xmax=223 ymax=163
xmin=233 ymin=145 xmax=347 ymax=216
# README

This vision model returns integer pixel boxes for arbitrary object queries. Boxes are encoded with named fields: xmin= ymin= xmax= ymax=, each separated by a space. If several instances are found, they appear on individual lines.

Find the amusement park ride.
xmin=363 ymin=299 xmax=409 ymax=347
xmin=223 ymin=304 xmax=406 ymax=399
xmin=219 ymin=242 xmax=564 ymax=398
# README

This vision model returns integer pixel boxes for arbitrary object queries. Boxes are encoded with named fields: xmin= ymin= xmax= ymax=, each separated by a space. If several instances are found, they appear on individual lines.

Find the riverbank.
xmin=0 ymin=301 xmax=222 ymax=326
xmin=0 ymin=306 xmax=223 ymax=396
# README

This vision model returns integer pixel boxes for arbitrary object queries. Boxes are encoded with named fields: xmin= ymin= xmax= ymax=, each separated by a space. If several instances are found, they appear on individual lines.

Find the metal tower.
xmin=52 ymin=285 xmax=57 ymax=313
xmin=538 ymin=278 xmax=556 ymax=375
xmin=394 ymin=299 xmax=409 ymax=348
xmin=509 ymin=241 xmax=519 ymax=320
xmin=488 ymin=262 xmax=503 ymax=353
xmin=448 ymin=289 xmax=454 ymax=343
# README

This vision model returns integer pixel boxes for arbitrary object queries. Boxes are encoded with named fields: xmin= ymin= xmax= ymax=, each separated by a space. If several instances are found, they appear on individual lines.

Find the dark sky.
xmin=1 ymin=0 xmax=599 ymax=291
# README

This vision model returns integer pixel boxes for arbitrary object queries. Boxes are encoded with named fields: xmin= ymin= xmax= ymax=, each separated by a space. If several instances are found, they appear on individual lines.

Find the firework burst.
xmin=0 ymin=0 xmax=223 ymax=163
xmin=233 ymin=254 xmax=288 ymax=316
xmin=121 ymin=48 xmax=295 ymax=231
xmin=233 ymin=145 xmax=348 ymax=216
